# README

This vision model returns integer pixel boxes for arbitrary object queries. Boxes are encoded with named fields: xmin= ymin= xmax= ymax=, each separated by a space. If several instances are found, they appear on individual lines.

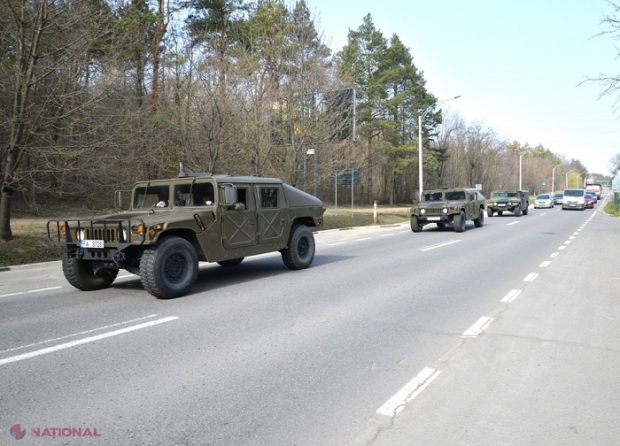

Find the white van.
xmin=562 ymin=188 xmax=586 ymax=210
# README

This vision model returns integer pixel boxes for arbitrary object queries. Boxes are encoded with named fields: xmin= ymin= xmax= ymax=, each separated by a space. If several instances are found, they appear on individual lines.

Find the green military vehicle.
xmin=47 ymin=167 xmax=325 ymax=299
xmin=409 ymin=187 xmax=486 ymax=233
xmin=485 ymin=190 xmax=529 ymax=217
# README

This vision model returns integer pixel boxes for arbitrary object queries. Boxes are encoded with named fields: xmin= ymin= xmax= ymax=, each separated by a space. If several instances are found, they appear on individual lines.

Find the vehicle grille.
xmin=85 ymin=228 xmax=118 ymax=243
xmin=423 ymin=208 xmax=444 ymax=216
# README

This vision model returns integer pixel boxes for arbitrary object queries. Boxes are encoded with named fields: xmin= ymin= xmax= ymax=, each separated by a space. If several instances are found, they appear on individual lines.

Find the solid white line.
xmin=501 ymin=289 xmax=522 ymax=303
xmin=376 ymin=367 xmax=441 ymax=417
xmin=420 ymin=240 xmax=461 ymax=251
xmin=0 ymin=314 xmax=160 ymax=354
xmin=506 ymin=221 xmax=520 ymax=226
xmin=379 ymin=233 xmax=394 ymax=237
xmin=540 ymin=261 xmax=551 ymax=267
xmin=399 ymin=230 xmax=409 ymax=233
xmin=0 ymin=286 xmax=62 ymax=298
xmin=461 ymin=316 xmax=493 ymax=338
xmin=0 ymin=316 xmax=179 ymax=366
xmin=524 ymin=273 xmax=539 ymax=282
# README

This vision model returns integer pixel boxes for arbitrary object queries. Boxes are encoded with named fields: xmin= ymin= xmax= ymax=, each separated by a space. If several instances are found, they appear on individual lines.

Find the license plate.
xmin=80 ymin=239 xmax=104 ymax=248
xmin=427 ymin=217 xmax=440 ymax=221
xmin=498 ymin=204 xmax=506 ymax=206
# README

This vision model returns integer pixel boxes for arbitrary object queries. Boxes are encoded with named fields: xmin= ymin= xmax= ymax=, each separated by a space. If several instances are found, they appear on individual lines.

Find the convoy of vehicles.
xmin=409 ymin=187 xmax=486 ymax=233
xmin=48 ymin=168 xmax=325 ymax=299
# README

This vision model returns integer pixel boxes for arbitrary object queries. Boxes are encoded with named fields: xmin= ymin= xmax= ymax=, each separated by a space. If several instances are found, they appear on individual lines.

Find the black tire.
xmin=139 ymin=236 xmax=198 ymax=299
xmin=62 ymin=256 xmax=118 ymax=291
xmin=410 ymin=215 xmax=422 ymax=232
xmin=453 ymin=211 xmax=466 ymax=233
xmin=436 ymin=222 xmax=445 ymax=228
xmin=473 ymin=209 xmax=484 ymax=227
xmin=514 ymin=205 xmax=522 ymax=217
xmin=523 ymin=206 xmax=529 ymax=215
xmin=217 ymin=258 xmax=244 ymax=267
xmin=498 ymin=211 xmax=503 ymax=216
xmin=281 ymin=225 xmax=315 ymax=270
xmin=487 ymin=208 xmax=493 ymax=218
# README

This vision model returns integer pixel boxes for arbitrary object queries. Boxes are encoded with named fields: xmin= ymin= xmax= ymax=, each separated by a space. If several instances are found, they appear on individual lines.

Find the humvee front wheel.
xmin=140 ymin=236 xmax=198 ymax=299
xmin=514 ymin=205 xmax=522 ymax=217
xmin=410 ymin=215 xmax=422 ymax=232
xmin=62 ymin=256 xmax=118 ymax=291
xmin=217 ymin=258 xmax=244 ymax=267
xmin=281 ymin=225 xmax=315 ymax=270
xmin=474 ymin=209 xmax=484 ymax=227
xmin=453 ymin=211 xmax=466 ymax=233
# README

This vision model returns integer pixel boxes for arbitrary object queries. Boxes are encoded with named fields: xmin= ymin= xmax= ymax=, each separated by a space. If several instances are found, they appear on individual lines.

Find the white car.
xmin=534 ymin=193 xmax=554 ymax=208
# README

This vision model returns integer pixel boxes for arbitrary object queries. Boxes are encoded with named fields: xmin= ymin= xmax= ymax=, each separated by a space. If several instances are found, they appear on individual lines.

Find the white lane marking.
xmin=539 ymin=213 xmax=547 ymax=216
xmin=0 ymin=286 xmax=62 ymax=298
xmin=420 ymin=240 xmax=461 ymax=251
xmin=376 ymin=367 xmax=441 ymax=417
xmin=355 ymin=237 xmax=372 ymax=242
xmin=540 ymin=261 xmax=551 ymax=267
xmin=399 ymin=230 xmax=409 ymax=233
xmin=558 ymin=246 xmax=566 ymax=250
xmin=0 ymin=316 xmax=179 ymax=366
xmin=569 ymin=236 xmax=575 ymax=240
xmin=573 ymin=232 xmax=579 ymax=236
xmin=380 ymin=233 xmax=394 ymax=237
xmin=461 ymin=316 xmax=493 ymax=338
xmin=550 ymin=252 xmax=559 ymax=258
xmin=0 ymin=314 xmax=159 ymax=355
xmin=524 ymin=273 xmax=539 ymax=282
xmin=564 ymin=240 xmax=571 ymax=245
xmin=506 ymin=221 xmax=520 ymax=226
xmin=328 ymin=242 xmax=345 ymax=246
xmin=501 ymin=289 xmax=522 ymax=303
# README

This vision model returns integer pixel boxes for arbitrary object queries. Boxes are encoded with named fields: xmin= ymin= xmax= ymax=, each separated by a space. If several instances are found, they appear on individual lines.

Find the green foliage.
xmin=604 ymin=201 xmax=620 ymax=216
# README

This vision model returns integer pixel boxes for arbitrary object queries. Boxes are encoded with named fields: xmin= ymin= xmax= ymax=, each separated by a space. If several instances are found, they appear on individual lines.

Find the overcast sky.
xmin=308 ymin=0 xmax=620 ymax=176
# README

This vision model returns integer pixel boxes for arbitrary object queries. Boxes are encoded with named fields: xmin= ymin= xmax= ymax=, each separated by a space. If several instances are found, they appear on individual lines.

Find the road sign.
xmin=331 ymin=169 xmax=359 ymax=185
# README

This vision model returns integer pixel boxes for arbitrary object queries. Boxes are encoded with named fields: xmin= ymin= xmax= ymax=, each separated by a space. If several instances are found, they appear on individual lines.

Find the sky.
xmin=306 ymin=0 xmax=620 ymax=176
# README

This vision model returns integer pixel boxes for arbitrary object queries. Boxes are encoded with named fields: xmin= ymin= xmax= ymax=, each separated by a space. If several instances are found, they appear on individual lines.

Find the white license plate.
xmin=498 ymin=204 xmax=506 ymax=206
xmin=427 ymin=217 xmax=440 ymax=221
xmin=80 ymin=239 xmax=104 ymax=248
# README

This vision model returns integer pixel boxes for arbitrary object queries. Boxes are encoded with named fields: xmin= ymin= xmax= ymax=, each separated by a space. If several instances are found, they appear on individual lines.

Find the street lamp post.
xmin=551 ymin=163 xmax=562 ymax=195
xmin=418 ymin=95 xmax=461 ymax=201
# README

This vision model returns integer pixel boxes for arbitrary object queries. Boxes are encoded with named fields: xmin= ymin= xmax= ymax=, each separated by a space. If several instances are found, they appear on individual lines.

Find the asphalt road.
xmin=1 ymin=201 xmax=619 ymax=445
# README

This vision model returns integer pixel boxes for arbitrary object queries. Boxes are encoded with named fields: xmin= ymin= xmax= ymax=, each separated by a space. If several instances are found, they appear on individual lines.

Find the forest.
xmin=0 ymin=0 xmax=602 ymax=240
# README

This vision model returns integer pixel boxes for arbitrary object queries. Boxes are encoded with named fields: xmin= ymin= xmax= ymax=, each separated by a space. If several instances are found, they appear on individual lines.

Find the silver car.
xmin=534 ymin=193 xmax=554 ymax=208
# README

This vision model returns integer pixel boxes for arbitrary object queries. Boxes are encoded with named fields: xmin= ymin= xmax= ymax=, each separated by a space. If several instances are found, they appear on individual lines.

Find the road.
xmin=1 ymin=202 xmax=619 ymax=445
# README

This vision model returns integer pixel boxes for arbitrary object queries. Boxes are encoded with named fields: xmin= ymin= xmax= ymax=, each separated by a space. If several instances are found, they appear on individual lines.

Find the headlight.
xmin=443 ymin=208 xmax=448 ymax=214
xmin=132 ymin=223 xmax=145 ymax=235
xmin=78 ymin=230 xmax=85 ymax=241
xmin=420 ymin=208 xmax=426 ymax=214
xmin=449 ymin=206 xmax=459 ymax=211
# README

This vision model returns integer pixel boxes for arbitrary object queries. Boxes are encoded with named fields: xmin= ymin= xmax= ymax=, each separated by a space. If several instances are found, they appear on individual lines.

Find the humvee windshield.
xmin=424 ymin=192 xmax=443 ymax=201
xmin=445 ymin=191 xmax=466 ymax=200
xmin=492 ymin=191 xmax=518 ymax=198
xmin=133 ymin=185 xmax=170 ymax=208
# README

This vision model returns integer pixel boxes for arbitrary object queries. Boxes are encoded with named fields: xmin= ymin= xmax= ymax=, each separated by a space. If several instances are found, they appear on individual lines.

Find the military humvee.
xmin=486 ymin=190 xmax=529 ymax=217
xmin=47 ymin=167 xmax=325 ymax=299
xmin=409 ymin=187 xmax=486 ymax=233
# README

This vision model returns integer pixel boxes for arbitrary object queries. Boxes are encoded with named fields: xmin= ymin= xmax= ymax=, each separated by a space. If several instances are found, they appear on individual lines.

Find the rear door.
xmin=221 ymin=185 xmax=257 ymax=248
xmin=256 ymin=184 xmax=286 ymax=244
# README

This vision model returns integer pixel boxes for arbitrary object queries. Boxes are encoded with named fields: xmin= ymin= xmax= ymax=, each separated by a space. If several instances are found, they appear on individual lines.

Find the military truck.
xmin=485 ymin=190 xmax=529 ymax=217
xmin=47 ymin=167 xmax=325 ymax=299
xmin=409 ymin=187 xmax=486 ymax=233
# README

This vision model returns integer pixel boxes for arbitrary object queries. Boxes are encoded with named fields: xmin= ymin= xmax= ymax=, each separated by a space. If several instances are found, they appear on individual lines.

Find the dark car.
xmin=553 ymin=193 xmax=563 ymax=205
xmin=584 ymin=193 xmax=595 ymax=209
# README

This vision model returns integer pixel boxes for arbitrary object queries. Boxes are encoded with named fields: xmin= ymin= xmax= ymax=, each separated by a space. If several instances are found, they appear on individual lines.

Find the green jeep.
xmin=48 ymin=167 xmax=325 ymax=299
xmin=409 ymin=187 xmax=486 ymax=233
xmin=486 ymin=190 xmax=529 ymax=217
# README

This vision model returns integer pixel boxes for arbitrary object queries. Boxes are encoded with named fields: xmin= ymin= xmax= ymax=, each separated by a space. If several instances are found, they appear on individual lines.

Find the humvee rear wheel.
xmin=487 ymin=208 xmax=493 ymax=218
xmin=217 ymin=258 xmax=244 ymax=267
xmin=523 ymin=206 xmax=529 ymax=215
xmin=281 ymin=225 xmax=315 ymax=270
xmin=453 ymin=211 xmax=466 ymax=233
xmin=410 ymin=215 xmax=422 ymax=232
xmin=140 ymin=236 xmax=198 ymax=299
xmin=62 ymin=256 xmax=118 ymax=291
xmin=474 ymin=209 xmax=484 ymax=227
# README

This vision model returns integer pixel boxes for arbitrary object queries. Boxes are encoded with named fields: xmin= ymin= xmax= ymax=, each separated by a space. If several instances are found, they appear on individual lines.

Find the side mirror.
xmin=222 ymin=184 xmax=236 ymax=205
xmin=115 ymin=190 xmax=131 ymax=211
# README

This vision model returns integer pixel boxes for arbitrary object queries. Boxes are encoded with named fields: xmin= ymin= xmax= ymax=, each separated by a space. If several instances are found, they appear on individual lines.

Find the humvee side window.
xmin=192 ymin=183 xmax=215 ymax=206
xmin=133 ymin=185 xmax=170 ymax=208
xmin=227 ymin=187 xmax=248 ymax=211
xmin=260 ymin=187 xmax=278 ymax=208
xmin=173 ymin=183 xmax=214 ymax=207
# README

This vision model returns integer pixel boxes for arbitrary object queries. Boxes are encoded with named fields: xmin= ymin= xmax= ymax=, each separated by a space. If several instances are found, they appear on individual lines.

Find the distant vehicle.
xmin=562 ymin=188 xmax=586 ymax=210
xmin=485 ymin=190 xmax=529 ymax=217
xmin=585 ymin=183 xmax=603 ymax=200
xmin=534 ymin=193 xmax=554 ymax=209
xmin=409 ymin=187 xmax=486 ymax=233
xmin=584 ymin=193 xmax=595 ymax=209
xmin=553 ymin=193 xmax=563 ymax=205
